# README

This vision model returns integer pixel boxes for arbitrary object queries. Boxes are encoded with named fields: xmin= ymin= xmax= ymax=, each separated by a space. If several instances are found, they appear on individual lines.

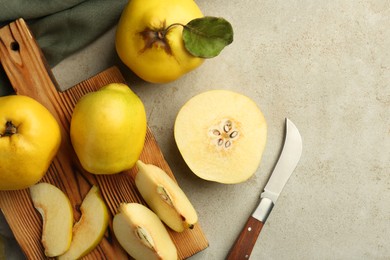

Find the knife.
xmin=226 ymin=118 xmax=303 ymax=260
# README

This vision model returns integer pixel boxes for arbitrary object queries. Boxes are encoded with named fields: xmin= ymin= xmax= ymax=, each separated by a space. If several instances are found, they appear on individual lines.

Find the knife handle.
xmin=226 ymin=216 xmax=264 ymax=260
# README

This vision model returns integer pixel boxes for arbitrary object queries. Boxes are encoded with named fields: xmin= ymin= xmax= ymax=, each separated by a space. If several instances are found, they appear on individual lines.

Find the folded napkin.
xmin=0 ymin=212 xmax=22 ymax=259
xmin=0 ymin=0 xmax=127 ymax=96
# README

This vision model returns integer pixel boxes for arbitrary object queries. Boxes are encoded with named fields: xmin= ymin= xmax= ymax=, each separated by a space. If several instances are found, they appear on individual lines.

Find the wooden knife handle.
xmin=226 ymin=216 xmax=264 ymax=260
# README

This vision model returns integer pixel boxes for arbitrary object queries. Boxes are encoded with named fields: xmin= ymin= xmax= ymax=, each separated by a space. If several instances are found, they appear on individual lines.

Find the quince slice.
xmin=174 ymin=90 xmax=267 ymax=184
xmin=135 ymin=160 xmax=198 ymax=232
xmin=113 ymin=203 xmax=177 ymax=260
xmin=30 ymin=183 xmax=73 ymax=257
xmin=58 ymin=186 xmax=108 ymax=260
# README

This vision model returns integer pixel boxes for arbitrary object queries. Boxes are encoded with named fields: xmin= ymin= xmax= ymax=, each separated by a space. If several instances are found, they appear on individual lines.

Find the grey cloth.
xmin=0 ymin=213 xmax=24 ymax=259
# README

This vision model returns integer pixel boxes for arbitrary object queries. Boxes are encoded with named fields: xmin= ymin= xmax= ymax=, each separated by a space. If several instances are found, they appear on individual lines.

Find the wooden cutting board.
xmin=0 ymin=19 xmax=208 ymax=259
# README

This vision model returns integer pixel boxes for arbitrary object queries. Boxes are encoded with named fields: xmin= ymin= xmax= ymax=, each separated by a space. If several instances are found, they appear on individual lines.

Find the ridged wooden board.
xmin=0 ymin=19 xmax=208 ymax=259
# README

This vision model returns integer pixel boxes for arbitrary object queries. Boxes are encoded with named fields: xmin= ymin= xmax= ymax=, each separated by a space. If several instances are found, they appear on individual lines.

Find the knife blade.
xmin=226 ymin=118 xmax=302 ymax=260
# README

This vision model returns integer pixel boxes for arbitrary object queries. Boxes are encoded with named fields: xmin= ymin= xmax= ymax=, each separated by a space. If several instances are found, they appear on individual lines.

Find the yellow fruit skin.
xmin=70 ymin=83 xmax=147 ymax=174
xmin=116 ymin=0 xmax=204 ymax=83
xmin=0 ymin=95 xmax=61 ymax=190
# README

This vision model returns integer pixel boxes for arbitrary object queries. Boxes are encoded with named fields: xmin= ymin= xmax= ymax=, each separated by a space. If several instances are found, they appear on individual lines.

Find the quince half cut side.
xmin=174 ymin=90 xmax=267 ymax=184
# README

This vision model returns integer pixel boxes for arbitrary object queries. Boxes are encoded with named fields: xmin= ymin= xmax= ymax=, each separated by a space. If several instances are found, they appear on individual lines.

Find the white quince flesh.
xmin=174 ymin=89 xmax=267 ymax=184
xmin=30 ymin=183 xmax=73 ymax=257
xmin=113 ymin=203 xmax=177 ymax=260
xmin=58 ymin=185 xmax=109 ymax=260
xmin=135 ymin=160 xmax=198 ymax=232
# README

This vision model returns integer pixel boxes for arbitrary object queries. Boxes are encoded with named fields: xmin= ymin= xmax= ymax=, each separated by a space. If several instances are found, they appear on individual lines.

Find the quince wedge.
xmin=30 ymin=182 xmax=73 ymax=257
xmin=113 ymin=203 xmax=177 ymax=260
xmin=58 ymin=186 xmax=109 ymax=260
xmin=135 ymin=160 xmax=198 ymax=232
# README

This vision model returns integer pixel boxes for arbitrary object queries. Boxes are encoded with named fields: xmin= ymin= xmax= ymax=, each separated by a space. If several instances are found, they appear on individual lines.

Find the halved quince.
xmin=30 ymin=183 xmax=73 ymax=257
xmin=135 ymin=160 xmax=198 ymax=232
xmin=113 ymin=203 xmax=177 ymax=260
xmin=174 ymin=90 xmax=267 ymax=184
xmin=58 ymin=186 xmax=109 ymax=260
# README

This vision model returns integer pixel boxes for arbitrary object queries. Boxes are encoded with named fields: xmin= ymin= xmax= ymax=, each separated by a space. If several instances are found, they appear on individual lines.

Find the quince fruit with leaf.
xmin=116 ymin=0 xmax=233 ymax=83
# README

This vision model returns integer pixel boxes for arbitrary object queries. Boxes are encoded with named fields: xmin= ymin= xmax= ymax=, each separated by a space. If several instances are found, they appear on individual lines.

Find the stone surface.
xmin=2 ymin=0 xmax=389 ymax=259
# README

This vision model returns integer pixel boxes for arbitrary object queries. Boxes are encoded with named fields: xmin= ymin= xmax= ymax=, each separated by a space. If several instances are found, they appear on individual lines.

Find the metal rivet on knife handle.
xmin=226 ymin=216 xmax=264 ymax=260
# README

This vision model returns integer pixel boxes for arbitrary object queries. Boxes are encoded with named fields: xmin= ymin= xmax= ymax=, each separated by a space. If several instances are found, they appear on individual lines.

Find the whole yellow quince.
xmin=0 ymin=95 xmax=61 ymax=190
xmin=70 ymin=83 xmax=147 ymax=175
xmin=115 ymin=0 xmax=204 ymax=83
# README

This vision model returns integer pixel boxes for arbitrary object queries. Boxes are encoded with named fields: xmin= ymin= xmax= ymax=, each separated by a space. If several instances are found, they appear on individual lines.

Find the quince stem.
xmin=4 ymin=121 xmax=17 ymax=136
xmin=162 ymin=23 xmax=186 ymax=38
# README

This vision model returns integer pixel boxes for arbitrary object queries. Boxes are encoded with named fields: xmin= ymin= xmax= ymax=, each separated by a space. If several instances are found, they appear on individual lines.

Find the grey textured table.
xmin=2 ymin=1 xmax=389 ymax=259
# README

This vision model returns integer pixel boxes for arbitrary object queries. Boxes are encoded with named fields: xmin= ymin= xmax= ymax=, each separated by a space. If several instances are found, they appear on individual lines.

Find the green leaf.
xmin=182 ymin=16 xmax=234 ymax=58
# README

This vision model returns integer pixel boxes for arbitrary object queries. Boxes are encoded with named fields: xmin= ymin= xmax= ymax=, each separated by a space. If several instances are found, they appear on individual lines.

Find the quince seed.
xmin=212 ymin=129 xmax=221 ymax=136
xmin=157 ymin=186 xmax=173 ymax=207
xmin=135 ymin=226 xmax=155 ymax=249
xmin=223 ymin=120 xmax=232 ymax=133
xmin=230 ymin=131 xmax=238 ymax=139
